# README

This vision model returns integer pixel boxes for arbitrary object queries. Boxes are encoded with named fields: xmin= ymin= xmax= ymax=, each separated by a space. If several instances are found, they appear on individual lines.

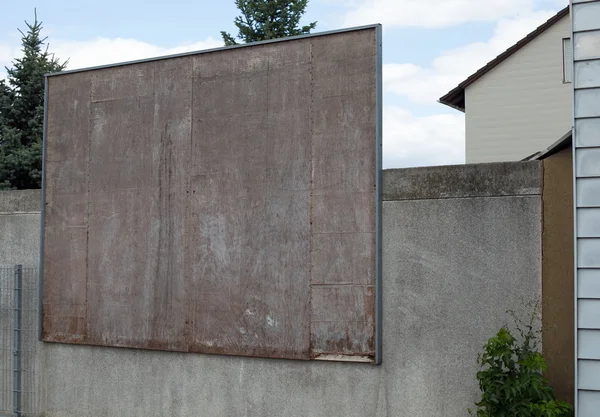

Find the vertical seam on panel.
xmin=186 ymin=58 xmax=194 ymax=351
xmin=85 ymin=75 xmax=93 ymax=341
xmin=308 ymin=40 xmax=315 ymax=359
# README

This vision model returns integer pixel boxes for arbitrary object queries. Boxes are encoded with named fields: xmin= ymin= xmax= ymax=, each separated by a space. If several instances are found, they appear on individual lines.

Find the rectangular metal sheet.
xmin=42 ymin=72 xmax=91 ymax=343
xmin=42 ymin=27 xmax=381 ymax=361
xmin=574 ymin=31 xmax=600 ymax=61
xmin=579 ymin=329 xmax=600 ymax=359
xmin=577 ymin=177 xmax=600 ymax=207
xmin=578 ymin=359 xmax=600 ymax=390
xmin=575 ymin=117 xmax=600 ymax=147
xmin=579 ymin=269 xmax=600 ymax=298
xmin=573 ymin=2 xmax=600 ymax=32
xmin=579 ymin=391 xmax=600 ymax=417
xmin=575 ymin=89 xmax=600 ymax=118
xmin=578 ymin=208 xmax=600 ymax=236
xmin=579 ymin=299 xmax=600 ymax=328
xmin=575 ymin=60 xmax=600 ymax=89
xmin=577 ymin=148 xmax=600 ymax=177
xmin=578 ymin=239 xmax=600 ymax=267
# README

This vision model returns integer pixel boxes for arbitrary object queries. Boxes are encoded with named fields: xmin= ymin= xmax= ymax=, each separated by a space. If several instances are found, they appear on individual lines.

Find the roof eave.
xmin=437 ymin=6 xmax=569 ymax=113
xmin=438 ymin=92 xmax=465 ymax=112
xmin=527 ymin=130 xmax=573 ymax=160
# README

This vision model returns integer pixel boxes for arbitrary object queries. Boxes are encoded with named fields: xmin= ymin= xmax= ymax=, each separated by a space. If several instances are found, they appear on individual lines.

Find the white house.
xmin=439 ymin=7 xmax=572 ymax=163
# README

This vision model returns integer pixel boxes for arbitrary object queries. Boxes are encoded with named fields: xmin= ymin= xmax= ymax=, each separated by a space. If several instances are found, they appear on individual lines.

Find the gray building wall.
xmin=0 ymin=162 xmax=543 ymax=417
xmin=0 ymin=189 xmax=41 ymax=268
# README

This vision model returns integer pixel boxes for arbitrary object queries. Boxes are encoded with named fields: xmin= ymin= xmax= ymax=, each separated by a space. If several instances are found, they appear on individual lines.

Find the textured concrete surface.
xmin=0 ymin=190 xmax=42 ymax=416
xmin=383 ymin=161 xmax=542 ymax=201
xmin=36 ymin=162 xmax=542 ymax=417
xmin=0 ymin=190 xmax=41 ymax=268
xmin=0 ymin=162 xmax=544 ymax=416
xmin=0 ymin=189 xmax=41 ymax=214
xmin=43 ymin=28 xmax=378 ymax=360
xmin=0 ymin=214 xmax=41 ymax=269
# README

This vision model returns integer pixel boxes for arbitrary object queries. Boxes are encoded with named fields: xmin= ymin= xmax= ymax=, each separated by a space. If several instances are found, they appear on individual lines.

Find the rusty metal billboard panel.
xmin=41 ymin=26 xmax=382 ymax=363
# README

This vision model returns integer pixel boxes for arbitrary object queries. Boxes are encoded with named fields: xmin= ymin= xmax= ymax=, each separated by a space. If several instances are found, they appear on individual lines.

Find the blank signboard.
xmin=41 ymin=26 xmax=382 ymax=363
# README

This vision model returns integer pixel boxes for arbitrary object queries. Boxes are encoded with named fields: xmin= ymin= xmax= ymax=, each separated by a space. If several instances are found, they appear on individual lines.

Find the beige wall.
xmin=465 ymin=15 xmax=572 ymax=163
xmin=541 ymin=146 xmax=574 ymax=404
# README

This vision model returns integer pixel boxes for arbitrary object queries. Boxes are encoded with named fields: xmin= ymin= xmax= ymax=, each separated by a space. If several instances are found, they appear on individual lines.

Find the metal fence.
xmin=0 ymin=266 xmax=39 ymax=417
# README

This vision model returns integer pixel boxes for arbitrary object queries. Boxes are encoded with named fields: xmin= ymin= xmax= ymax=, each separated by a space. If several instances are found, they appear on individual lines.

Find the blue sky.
xmin=1 ymin=0 xmax=568 ymax=167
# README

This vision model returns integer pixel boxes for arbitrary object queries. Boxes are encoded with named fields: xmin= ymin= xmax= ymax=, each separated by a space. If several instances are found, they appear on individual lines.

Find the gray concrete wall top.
xmin=0 ymin=189 xmax=41 ymax=213
xmin=0 ymin=162 xmax=543 ymax=212
xmin=0 ymin=190 xmax=41 ymax=268
xmin=383 ymin=161 xmax=542 ymax=201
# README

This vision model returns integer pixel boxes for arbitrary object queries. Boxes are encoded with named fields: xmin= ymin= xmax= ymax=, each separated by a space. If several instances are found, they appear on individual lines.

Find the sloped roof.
xmin=522 ymin=129 xmax=572 ymax=161
xmin=439 ymin=6 xmax=570 ymax=112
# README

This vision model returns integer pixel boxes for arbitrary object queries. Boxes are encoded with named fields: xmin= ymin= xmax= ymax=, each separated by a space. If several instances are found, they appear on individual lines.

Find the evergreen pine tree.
xmin=221 ymin=0 xmax=317 ymax=46
xmin=0 ymin=11 xmax=66 ymax=189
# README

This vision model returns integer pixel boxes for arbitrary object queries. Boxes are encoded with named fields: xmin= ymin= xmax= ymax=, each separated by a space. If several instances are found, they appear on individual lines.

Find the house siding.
xmin=465 ymin=15 xmax=572 ymax=163
xmin=571 ymin=0 xmax=600 ymax=414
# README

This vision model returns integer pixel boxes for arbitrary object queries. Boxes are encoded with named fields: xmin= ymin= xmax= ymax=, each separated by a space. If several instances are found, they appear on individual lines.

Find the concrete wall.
xmin=0 ymin=189 xmax=41 ymax=267
xmin=0 ymin=162 xmax=546 ymax=416
xmin=0 ymin=189 xmax=42 ymax=416
xmin=465 ymin=14 xmax=572 ymax=163
xmin=541 ymin=146 xmax=574 ymax=404
xmin=0 ymin=162 xmax=538 ymax=417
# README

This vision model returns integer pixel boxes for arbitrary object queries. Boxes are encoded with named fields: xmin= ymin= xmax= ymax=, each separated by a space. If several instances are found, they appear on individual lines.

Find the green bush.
xmin=470 ymin=306 xmax=573 ymax=417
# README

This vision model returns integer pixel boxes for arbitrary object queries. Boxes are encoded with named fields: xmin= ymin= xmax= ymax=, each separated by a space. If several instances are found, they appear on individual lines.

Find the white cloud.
xmin=383 ymin=106 xmax=465 ymax=168
xmin=379 ymin=6 xmax=566 ymax=168
xmin=51 ymin=37 xmax=222 ymax=71
xmin=340 ymin=0 xmax=565 ymax=28
xmin=0 ymin=42 xmax=19 ymax=82
xmin=384 ymin=10 xmax=559 ymax=104
xmin=0 ymin=37 xmax=222 ymax=81
xmin=0 ymin=44 xmax=11 ymax=63
xmin=0 ymin=9 xmax=554 ymax=169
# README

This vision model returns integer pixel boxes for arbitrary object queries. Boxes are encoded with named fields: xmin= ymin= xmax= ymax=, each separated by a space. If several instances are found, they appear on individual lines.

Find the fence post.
xmin=13 ymin=265 xmax=22 ymax=417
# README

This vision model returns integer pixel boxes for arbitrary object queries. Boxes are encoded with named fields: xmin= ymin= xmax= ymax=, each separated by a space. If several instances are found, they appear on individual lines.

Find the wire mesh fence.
xmin=0 ymin=267 xmax=14 ymax=416
xmin=0 ymin=266 xmax=39 ymax=417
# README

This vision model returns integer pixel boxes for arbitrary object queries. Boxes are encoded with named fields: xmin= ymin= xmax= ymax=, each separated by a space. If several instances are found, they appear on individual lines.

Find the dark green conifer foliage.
xmin=0 ymin=11 xmax=66 ymax=189
xmin=221 ymin=0 xmax=317 ymax=46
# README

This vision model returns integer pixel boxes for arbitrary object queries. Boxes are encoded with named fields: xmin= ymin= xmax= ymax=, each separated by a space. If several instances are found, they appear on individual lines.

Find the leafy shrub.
xmin=470 ymin=305 xmax=573 ymax=417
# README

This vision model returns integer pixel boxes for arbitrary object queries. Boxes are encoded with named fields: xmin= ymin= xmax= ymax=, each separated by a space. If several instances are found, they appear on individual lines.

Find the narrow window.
xmin=563 ymin=37 xmax=573 ymax=83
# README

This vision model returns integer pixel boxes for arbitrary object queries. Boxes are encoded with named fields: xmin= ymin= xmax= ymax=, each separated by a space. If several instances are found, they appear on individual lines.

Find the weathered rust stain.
xmin=42 ymin=28 xmax=378 ymax=362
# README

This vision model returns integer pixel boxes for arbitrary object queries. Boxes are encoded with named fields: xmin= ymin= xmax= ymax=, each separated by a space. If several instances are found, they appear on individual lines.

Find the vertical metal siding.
xmin=579 ymin=329 xmax=600 ymax=358
xmin=572 ymin=1 xmax=600 ymax=414
xmin=579 ymin=391 xmax=600 ymax=416
xmin=577 ymin=208 xmax=600 ymax=236
xmin=579 ymin=270 xmax=600 ymax=297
